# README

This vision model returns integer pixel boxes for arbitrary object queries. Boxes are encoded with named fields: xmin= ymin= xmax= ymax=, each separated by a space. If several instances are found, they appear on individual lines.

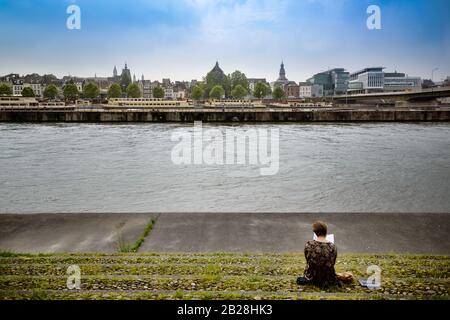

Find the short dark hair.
xmin=313 ymin=221 xmax=328 ymax=237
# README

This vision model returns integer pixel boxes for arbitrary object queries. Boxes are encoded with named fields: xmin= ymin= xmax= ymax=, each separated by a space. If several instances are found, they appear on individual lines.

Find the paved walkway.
xmin=0 ymin=213 xmax=449 ymax=254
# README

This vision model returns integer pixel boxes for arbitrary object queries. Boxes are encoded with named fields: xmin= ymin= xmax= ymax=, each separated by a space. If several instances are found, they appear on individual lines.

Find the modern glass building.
xmin=348 ymin=67 xmax=385 ymax=94
xmin=307 ymin=68 xmax=349 ymax=96
xmin=348 ymin=68 xmax=422 ymax=94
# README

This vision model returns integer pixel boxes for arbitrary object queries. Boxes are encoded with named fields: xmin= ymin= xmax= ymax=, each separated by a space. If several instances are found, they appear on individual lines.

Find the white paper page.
xmin=313 ymin=233 xmax=335 ymax=244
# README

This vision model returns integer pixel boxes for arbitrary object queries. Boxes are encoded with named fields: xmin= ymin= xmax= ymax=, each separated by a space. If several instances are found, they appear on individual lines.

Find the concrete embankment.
xmin=1 ymin=108 xmax=450 ymax=122
xmin=0 ymin=213 xmax=449 ymax=254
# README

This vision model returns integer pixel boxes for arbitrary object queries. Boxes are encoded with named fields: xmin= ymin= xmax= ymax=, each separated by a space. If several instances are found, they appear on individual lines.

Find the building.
xmin=174 ymin=90 xmax=186 ymax=100
xmin=12 ymin=82 xmax=43 ymax=98
xmin=139 ymin=80 xmax=153 ymax=98
xmin=120 ymin=63 xmax=132 ymax=90
xmin=299 ymin=82 xmax=324 ymax=98
xmin=271 ymin=62 xmax=290 ymax=89
xmin=285 ymin=82 xmax=300 ymax=98
xmin=383 ymin=71 xmax=422 ymax=92
xmin=162 ymin=78 xmax=172 ymax=88
xmin=164 ymin=86 xmax=174 ymax=100
xmin=307 ymin=68 xmax=349 ymax=96
xmin=348 ymin=67 xmax=422 ymax=94
xmin=348 ymin=67 xmax=385 ymax=94
xmin=248 ymin=78 xmax=268 ymax=94
xmin=204 ymin=61 xmax=228 ymax=98
xmin=0 ymin=73 xmax=20 ymax=83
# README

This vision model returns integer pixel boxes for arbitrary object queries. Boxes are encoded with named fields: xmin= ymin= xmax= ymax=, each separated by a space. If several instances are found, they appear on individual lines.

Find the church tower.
xmin=120 ymin=62 xmax=132 ymax=90
xmin=113 ymin=65 xmax=118 ymax=78
xmin=277 ymin=61 xmax=288 ymax=82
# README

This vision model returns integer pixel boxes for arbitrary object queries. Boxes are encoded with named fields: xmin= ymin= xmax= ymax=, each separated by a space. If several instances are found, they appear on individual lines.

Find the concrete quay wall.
xmin=1 ymin=109 xmax=450 ymax=122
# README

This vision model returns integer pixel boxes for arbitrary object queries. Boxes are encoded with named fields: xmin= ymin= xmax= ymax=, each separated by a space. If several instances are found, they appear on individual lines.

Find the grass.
xmin=116 ymin=218 xmax=157 ymax=253
xmin=0 ymin=250 xmax=20 ymax=258
xmin=0 ymin=253 xmax=448 ymax=300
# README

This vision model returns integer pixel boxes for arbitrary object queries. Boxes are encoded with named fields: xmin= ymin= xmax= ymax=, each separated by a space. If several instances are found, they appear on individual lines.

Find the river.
xmin=0 ymin=123 xmax=449 ymax=213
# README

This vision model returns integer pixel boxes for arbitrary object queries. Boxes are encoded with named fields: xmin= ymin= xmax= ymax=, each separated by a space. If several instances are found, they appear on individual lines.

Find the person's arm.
xmin=304 ymin=241 xmax=311 ymax=262
xmin=331 ymin=245 xmax=337 ymax=265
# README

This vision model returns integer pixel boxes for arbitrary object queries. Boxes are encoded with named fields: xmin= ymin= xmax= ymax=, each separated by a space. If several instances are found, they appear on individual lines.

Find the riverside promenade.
xmin=1 ymin=106 xmax=450 ymax=122
xmin=1 ymin=212 xmax=449 ymax=254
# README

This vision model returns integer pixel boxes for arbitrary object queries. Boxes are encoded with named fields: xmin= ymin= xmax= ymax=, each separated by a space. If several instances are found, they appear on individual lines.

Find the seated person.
xmin=297 ymin=221 xmax=350 ymax=288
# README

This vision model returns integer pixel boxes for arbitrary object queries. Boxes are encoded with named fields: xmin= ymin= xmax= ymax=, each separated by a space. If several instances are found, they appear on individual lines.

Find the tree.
xmin=63 ymin=82 xmax=79 ymax=102
xmin=191 ymin=85 xmax=204 ymax=101
xmin=42 ymin=74 xmax=58 ymax=85
xmin=230 ymin=71 xmax=249 ymax=91
xmin=152 ymin=86 xmax=165 ymax=99
xmin=0 ymin=84 xmax=13 ymax=96
xmin=253 ymin=82 xmax=271 ymax=99
xmin=231 ymin=84 xmax=248 ymax=100
xmin=83 ymin=82 xmax=100 ymax=100
xmin=108 ymin=83 xmax=122 ymax=98
xmin=21 ymin=87 xmax=35 ymax=97
xmin=273 ymin=86 xmax=285 ymax=100
xmin=44 ymin=85 xmax=59 ymax=100
xmin=126 ymin=83 xmax=142 ymax=98
xmin=209 ymin=85 xmax=225 ymax=100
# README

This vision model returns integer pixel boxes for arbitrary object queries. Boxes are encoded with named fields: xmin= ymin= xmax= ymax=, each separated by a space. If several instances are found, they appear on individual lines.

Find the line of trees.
xmin=1 ymin=76 xmax=284 ymax=102
xmin=190 ymin=81 xmax=274 ymax=101
xmin=1 ymin=81 xmax=146 ymax=101
xmin=190 ymin=69 xmax=279 ymax=101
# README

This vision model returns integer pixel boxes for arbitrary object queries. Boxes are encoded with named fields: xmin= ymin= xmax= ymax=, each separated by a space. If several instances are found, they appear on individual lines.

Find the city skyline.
xmin=0 ymin=0 xmax=449 ymax=81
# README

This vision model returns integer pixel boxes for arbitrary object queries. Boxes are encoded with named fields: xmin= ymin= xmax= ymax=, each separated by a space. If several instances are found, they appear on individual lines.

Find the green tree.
xmin=42 ymin=74 xmax=58 ymax=84
xmin=43 ymin=85 xmax=59 ymax=100
xmin=107 ymin=83 xmax=122 ymax=98
xmin=63 ymin=82 xmax=79 ymax=102
xmin=191 ymin=85 xmax=204 ymax=101
xmin=231 ymin=84 xmax=248 ymax=100
xmin=126 ymin=83 xmax=142 ymax=98
xmin=209 ymin=85 xmax=225 ymax=100
xmin=21 ymin=87 xmax=35 ymax=97
xmin=83 ymin=82 xmax=100 ymax=100
xmin=0 ymin=84 xmax=13 ymax=96
xmin=273 ymin=86 xmax=285 ymax=100
xmin=152 ymin=86 xmax=165 ymax=99
xmin=253 ymin=82 xmax=271 ymax=99
xmin=230 ymin=71 xmax=249 ymax=91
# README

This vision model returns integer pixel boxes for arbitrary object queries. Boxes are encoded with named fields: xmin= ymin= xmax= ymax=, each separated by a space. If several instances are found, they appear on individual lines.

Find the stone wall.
xmin=1 ymin=109 xmax=450 ymax=122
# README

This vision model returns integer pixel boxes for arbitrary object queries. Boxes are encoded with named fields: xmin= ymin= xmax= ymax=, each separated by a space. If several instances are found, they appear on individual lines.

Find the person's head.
xmin=312 ymin=221 xmax=328 ymax=237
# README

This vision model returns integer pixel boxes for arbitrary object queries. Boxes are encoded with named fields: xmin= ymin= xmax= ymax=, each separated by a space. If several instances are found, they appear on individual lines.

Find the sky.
xmin=0 ymin=0 xmax=449 ymax=82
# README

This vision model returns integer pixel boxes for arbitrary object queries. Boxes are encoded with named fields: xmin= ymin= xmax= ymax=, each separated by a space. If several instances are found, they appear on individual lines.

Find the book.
xmin=313 ymin=233 xmax=335 ymax=244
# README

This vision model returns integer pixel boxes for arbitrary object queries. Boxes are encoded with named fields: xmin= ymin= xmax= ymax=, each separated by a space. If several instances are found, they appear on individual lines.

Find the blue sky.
xmin=0 ymin=0 xmax=449 ymax=82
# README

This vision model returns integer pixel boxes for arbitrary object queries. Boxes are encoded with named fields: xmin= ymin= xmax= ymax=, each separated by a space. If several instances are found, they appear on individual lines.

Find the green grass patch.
xmin=116 ymin=218 xmax=157 ymax=253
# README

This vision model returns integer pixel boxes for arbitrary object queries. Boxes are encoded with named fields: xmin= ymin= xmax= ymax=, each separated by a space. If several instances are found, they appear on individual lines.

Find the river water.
xmin=0 ymin=123 xmax=449 ymax=213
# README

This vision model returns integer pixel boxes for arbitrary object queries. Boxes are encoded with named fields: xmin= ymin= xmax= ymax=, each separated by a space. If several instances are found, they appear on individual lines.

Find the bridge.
xmin=333 ymin=87 xmax=450 ymax=104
